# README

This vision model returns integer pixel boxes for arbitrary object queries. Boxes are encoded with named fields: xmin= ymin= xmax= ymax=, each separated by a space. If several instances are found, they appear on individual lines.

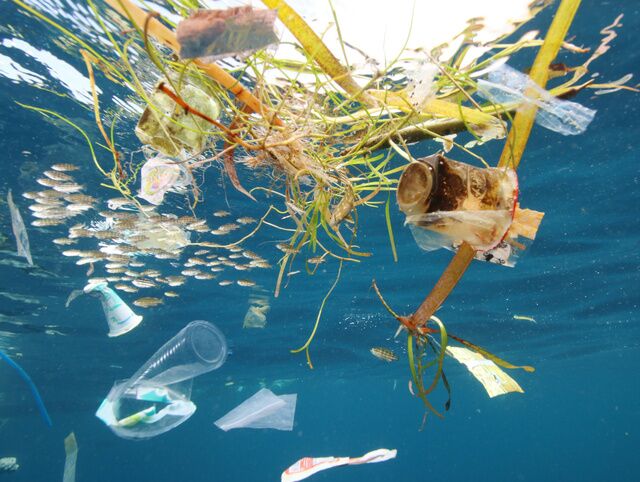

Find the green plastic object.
xmin=136 ymin=83 xmax=220 ymax=156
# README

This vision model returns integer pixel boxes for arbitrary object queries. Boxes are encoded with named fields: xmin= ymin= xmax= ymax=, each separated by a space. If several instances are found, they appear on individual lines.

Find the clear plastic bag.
xmin=477 ymin=64 xmax=596 ymax=136
xmin=135 ymin=83 xmax=220 ymax=157
xmin=7 ymin=189 xmax=33 ymax=266
xmin=96 ymin=320 xmax=227 ymax=439
xmin=215 ymin=388 xmax=297 ymax=431
xmin=138 ymin=156 xmax=192 ymax=206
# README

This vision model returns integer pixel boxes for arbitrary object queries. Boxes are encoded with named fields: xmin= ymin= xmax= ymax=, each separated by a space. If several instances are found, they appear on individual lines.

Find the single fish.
xmin=370 ymin=347 xmax=398 ymax=362
xmin=43 ymin=170 xmax=74 ymax=182
xmin=164 ymin=291 xmax=180 ymax=298
xmin=236 ymin=216 xmax=257 ymax=225
xmin=32 ymin=219 xmax=65 ymax=227
xmin=53 ymin=237 xmax=77 ymax=245
xmin=237 ymin=279 xmax=256 ymax=287
xmin=213 ymin=210 xmax=231 ymax=217
xmin=219 ymin=223 xmax=240 ymax=232
xmin=218 ymin=280 xmax=234 ymax=286
xmin=133 ymin=297 xmax=164 ymax=308
xmin=51 ymin=163 xmax=80 ymax=172
xmin=52 ymin=183 xmax=84 ymax=194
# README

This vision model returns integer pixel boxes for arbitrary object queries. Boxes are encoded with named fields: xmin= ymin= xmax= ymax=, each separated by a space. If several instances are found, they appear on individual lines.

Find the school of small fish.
xmin=19 ymin=162 xmax=274 ymax=307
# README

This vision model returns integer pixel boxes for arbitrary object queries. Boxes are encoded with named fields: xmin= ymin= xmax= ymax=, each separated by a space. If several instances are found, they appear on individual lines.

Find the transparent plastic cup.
xmin=97 ymin=320 xmax=228 ymax=439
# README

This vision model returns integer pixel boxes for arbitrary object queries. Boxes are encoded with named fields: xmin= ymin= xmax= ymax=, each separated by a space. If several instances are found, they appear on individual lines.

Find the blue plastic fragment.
xmin=0 ymin=349 xmax=52 ymax=427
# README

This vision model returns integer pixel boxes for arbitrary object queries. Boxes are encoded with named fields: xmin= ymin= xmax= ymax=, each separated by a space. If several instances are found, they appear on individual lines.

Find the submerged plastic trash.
xmin=135 ymin=82 xmax=220 ymax=157
xmin=177 ymin=7 xmax=278 ymax=60
xmin=0 ymin=457 xmax=19 ymax=472
xmin=477 ymin=64 xmax=596 ymax=136
xmin=62 ymin=433 xmax=78 ymax=482
xmin=243 ymin=294 xmax=270 ymax=329
xmin=446 ymin=346 xmax=523 ymax=398
xmin=281 ymin=448 xmax=397 ymax=482
xmin=96 ymin=320 xmax=227 ymax=439
xmin=7 ymin=189 xmax=33 ymax=266
xmin=0 ymin=349 xmax=52 ymax=427
xmin=215 ymin=388 xmax=297 ymax=431
xmin=397 ymin=154 xmax=544 ymax=266
xmin=139 ymin=156 xmax=192 ymax=205
xmin=66 ymin=282 xmax=143 ymax=337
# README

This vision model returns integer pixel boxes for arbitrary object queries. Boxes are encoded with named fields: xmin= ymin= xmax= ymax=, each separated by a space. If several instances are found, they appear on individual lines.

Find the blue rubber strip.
xmin=0 ymin=349 xmax=53 ymax=427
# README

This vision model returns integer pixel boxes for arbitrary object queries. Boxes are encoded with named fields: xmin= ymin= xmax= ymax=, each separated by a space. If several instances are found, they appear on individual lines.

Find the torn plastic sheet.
xmin=446 ymin=346 xmax=523 ymax=398
xmin=177 ymin=7 xmax=278 ymax=60
xmin=281 ymin=448 xmax=397 ymax=482
xmin=139 ymin=156 xmax=192 ymax=205
xmin=215 ymin=388 xmax=297 ymax=431
xmin=477 ymin=63 xmax=596 ymax=136
xmin=7 ymin=189 xmax=33 ymax=266
xmin=66 ymin=282 xmax=143 ymax=337
xmin=0 ymin=457 xmax=19 ymax=472
xmin=96 ymin=321 xmax=227 ymax=439
xmin=243 ymin=294 xmax=270 ymax=328
xmin=135 ymin=82 xmax=220 ymax=157
xmin=62 ymin=432 xmax=77 ymax=482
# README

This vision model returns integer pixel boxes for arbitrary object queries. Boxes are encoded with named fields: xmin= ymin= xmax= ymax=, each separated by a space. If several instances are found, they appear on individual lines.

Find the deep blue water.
xmin=0 ymin=1 xmax=639 ymax=481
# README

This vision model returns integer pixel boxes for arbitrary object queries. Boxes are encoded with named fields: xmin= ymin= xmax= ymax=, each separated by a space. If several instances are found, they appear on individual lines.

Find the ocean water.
xmin=0 ymin=1 xmax=639 ymax=481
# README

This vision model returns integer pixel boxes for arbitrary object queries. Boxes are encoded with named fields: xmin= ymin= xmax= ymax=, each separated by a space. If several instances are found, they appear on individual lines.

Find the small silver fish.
xmin=370 ymin=347 xmax=398 ymax=362
xmin=51 ymin=163 xmax=79 ymax=172
xmin=133 ymin=297 xmax=163 ymax=308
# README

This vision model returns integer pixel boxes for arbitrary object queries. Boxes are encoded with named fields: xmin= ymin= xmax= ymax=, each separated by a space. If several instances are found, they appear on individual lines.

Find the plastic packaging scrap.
xmin=176 ymin=6 xmax=278 ymax=60
xmin=243 ymin=294 xmax=270 ymax=329
xmin=62 ymin=433 xmax=78 ymax=482
xmin=397 ymin=154 xmax=544 ymax=267
xmin=281 ymin=448 xmax=397 ymax=482
xmin=0 ymin=349 xmax=52 ymax=426
xmin=96 ymin=320 xmax=227 ymax=439
xmin=7 ymin=189 xmax=33 ymax=266
xmin=66 ymin=282 xmax=143 ymax=337
xmin=138 ymin=156 xmax=192 ymax=205
xmin=135 ymin=82 xmax=220 ymax=157
xmin=477 ymin=63 xmax=596 ymax=136
xmin=446 ymin=346 xmax=523 ymax=398
xmin=0 ymin=457 xmax=19 ymax=472
xmin=215 ymin=388 xmax=297 ymax=431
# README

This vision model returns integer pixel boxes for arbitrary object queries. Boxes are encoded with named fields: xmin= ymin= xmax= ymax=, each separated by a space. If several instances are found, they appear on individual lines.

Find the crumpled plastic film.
xmin=7 ymin=189 xmax=33 ymax=266
xmin=139 ymin=156 xmax=192 ymax=206
xmin=477 ymin=63 xmax=596 ymax=136
xmin=136 ymin=83 xmax=220 ymax=157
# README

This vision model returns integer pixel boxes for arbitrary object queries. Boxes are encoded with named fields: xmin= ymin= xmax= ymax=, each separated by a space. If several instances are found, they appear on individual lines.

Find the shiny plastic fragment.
xmin=62 ymin=433 xmax=78 ymax=482
xmin=243 ymin=294 xmax=270 ymax=328
xmin=139 ymin=156 xmax=192 ymax=205
xmin=177 ymin=7 xmax=278 ymax=60
xmin=281 ymin=448 xmax=397 ymax=482
xmin=446 ymin=346 xmax=523 ymax=398
xmin=135 ymin=83 xmax=220 ymax=157
xmin=477 ymin=64 xmax=596 ymax=135
xmin=96 ymin=321 xmax=227 ymax=439
xmin=7 ymin=189 xmax=34 ymax=266
xmin=215 ymin=388 xmax=297 ymax=431
xmin=0 ymin=457 xmax=19 ymax=472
